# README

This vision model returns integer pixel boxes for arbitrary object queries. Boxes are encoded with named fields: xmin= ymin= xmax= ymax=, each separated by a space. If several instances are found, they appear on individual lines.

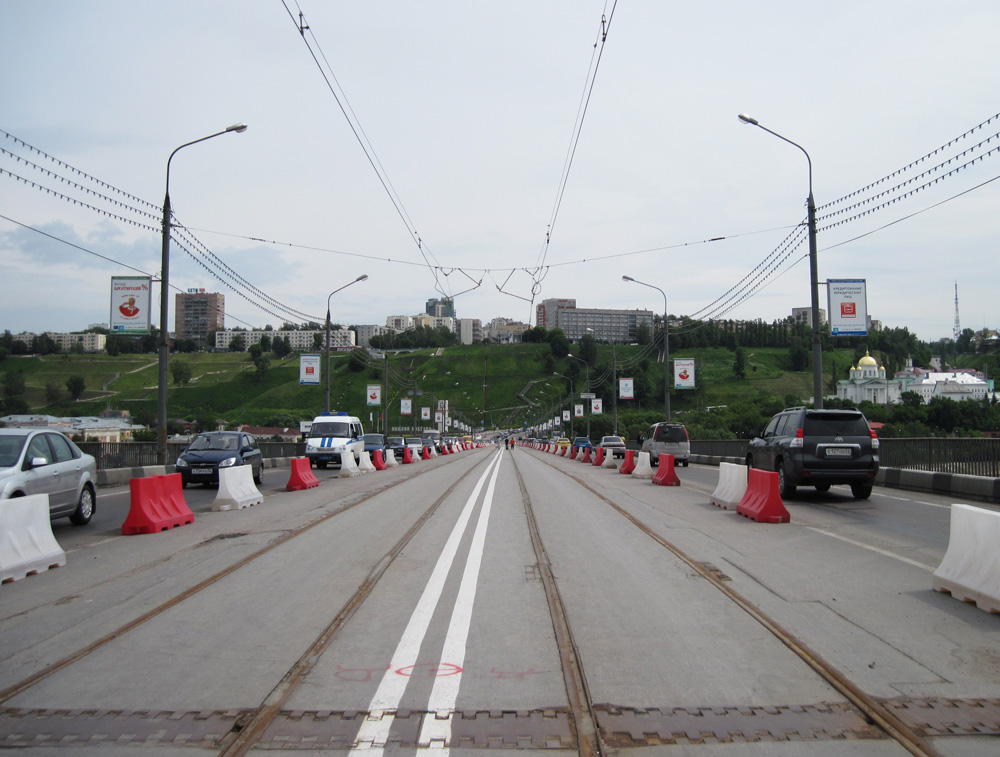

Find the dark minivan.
xmin=746 ymin=407 xmax=879 ymax=499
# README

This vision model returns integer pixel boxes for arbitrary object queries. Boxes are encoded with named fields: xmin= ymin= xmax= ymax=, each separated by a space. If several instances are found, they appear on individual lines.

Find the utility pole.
xmin=483 ymin=355 xmax=488 ymax=433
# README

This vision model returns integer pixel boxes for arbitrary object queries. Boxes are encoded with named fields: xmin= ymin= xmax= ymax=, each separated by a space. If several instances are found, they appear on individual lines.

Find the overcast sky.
xmin=2 ymin=1 xmax=998 ymax=344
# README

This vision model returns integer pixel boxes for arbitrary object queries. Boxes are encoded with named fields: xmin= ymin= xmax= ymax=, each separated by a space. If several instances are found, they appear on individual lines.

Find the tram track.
xmin=523 ymin=446 xmax=942 ymax=757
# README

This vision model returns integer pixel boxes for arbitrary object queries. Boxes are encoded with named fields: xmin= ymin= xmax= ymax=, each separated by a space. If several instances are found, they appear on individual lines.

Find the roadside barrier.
xmin=558 ymin=446 xmax=566 ymax=457
xmin=619 ymin=450 xmax=636 ymax=475
xmin=385 ymin=449 xmax=399 ymax=467
xmin=339 ymin=452 xmax=362 ymax=477
xmin=440 ymin=445 xmax=450 ymax=455
xmin=575 ymin=447 xmax=586 ymax=462
xmin=358 ymin=451 xmax=377 ymax=473
xmin=933 ymin=504 xmax=1000 ymax=613
xmin=213 ymin=466 xmax=263 ymax=511
xmin=401 ymin=448 xmax=414 ymax=464
xmin=592 ymin=447 xmax=605 ymax=466
xmin=651 ymin=454 xmax=681 ymax=486
xmin=372 ymin=450 xmax=387 ymax=471
xmin=581 ymin=447 xmax=593 ymax=463
xmin=421 ymin=446 xmax=431 ymax=461
xmin=602 ymin=449 xmax=618 ymax=469
xmin=631 ymin=451 xmax=654 ymax=479
xmin=710 ymin=462 xmax=746 ymax=508
xmin=286 ymin=457 xmax=319 ymax=490
xmin=736 ymin=469 xmax=790 ymax=524
xmin=0 ymin=493 xmax=66 ymax=583
xmin=123 ymin=473 xmax=194 ymax=535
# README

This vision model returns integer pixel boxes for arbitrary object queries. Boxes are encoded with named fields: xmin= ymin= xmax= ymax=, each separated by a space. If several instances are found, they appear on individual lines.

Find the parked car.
xmin=746 ymin=406 xmax=880 ymax=499
xmin=554 ymin=437 xmax=571 ymax=448
xmin=304 ymin=412 xmax=364 ymax=469
xmin=404 ymin=437 xmax=423 ymax=456
xmin=386 ymin=436 xmax=406 ymax=458
xmin=421 ymin=430 xmax=442 ymax=452
xmin=175 ymin=431 xmax=263 ymax=488
xmin=572 ymin=436 xmax=592 ymax=449
xmin=363 ymin=433 xmax=387 ymax=454
xmin=0 ymin=428 xmax=97 ymax=525
xmin=640 ymin=422 xmax=690 ymax=467
xmin=596 ymin=435 xmax=627 ymax=458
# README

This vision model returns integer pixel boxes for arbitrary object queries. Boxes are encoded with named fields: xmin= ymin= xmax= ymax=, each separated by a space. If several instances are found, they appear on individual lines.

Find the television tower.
xmin=953 ymin=281 xmax=961 ymax=341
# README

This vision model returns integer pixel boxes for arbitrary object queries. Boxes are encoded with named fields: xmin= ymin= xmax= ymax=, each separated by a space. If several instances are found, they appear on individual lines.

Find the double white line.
xmin=353 ymin=449 xmax=505 ymax=754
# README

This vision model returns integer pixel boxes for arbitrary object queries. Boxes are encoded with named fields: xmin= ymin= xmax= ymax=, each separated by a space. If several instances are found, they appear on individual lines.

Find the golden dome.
xmin=858 ymin=350 xmax=878 ymax=367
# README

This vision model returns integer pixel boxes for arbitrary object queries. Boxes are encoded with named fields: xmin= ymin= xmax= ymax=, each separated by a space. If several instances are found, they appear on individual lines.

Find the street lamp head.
xmin=622 ymin=275 xmax=635 ymax=282
xmin=226 ymin=123 xmax=248 ymax=133
xmin=738 ymin=113 xmax=758 ymax=125
xmin=356 ymin=274 xmax=369 ymax=282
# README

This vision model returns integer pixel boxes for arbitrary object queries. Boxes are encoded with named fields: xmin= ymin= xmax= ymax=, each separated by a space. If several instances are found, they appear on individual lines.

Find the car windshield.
xmin=311 ymin=421 xmax=351 ymax=438
xmin=189 ymin=434 xmax=238 ymax=451
xmin=804 ymin=413 xmax=870 ymax=437
xmin=387 ymin=437 xmax=403 ymax=445
xmin=0 ymin=434 xmax=27 ymax=468
xmin=655 ymin=426 xmax=687 ymax=442
xmin=601 ymin=437 xmax=622 ymax=445
xmin=405 ymin=438 xmax=421 ymax=445
xmin=364 ymin=434 xmax=384 ymax=444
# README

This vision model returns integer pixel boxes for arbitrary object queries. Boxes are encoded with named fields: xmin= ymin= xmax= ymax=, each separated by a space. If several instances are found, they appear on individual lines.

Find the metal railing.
xmin=689 ymin=438 xmax=1000 ymax=478
xmin=76 ymin=441 xmax=305 ymax=470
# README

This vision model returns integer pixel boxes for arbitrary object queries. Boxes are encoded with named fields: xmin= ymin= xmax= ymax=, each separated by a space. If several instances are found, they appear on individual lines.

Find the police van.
xmin=305 ymin=412 xmax=365 ymax=469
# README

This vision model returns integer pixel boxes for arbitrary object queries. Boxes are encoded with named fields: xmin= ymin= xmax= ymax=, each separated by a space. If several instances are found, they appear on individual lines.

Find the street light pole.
xmin=622 ymin=276 xmax=670 ymax=422
xmin=325 ymin=274 xmax=368 ymax=413
xmin=738 ymin=113 xmax=823 ymax=409
xmin=553 ymin=372 xmax=574 ymax=439
xmin=158 ymin=123 xmax=247 ymax=466
xmin=567 ymin=352 xmax=591 ymax=439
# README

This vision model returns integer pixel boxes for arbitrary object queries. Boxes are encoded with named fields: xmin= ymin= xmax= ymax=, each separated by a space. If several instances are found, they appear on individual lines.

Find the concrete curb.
xmin=97 ymin=457 xmax=292 ymax=488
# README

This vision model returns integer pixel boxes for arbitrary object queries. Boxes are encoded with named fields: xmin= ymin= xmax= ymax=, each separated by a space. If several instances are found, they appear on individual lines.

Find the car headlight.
xmin=219 ymin=457 xmax=239 ymax=468
xmin=176 ymin=458 xmax=189 ymax=468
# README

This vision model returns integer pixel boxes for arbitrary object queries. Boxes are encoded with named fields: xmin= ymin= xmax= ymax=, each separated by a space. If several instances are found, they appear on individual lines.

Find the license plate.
xmin=192 ymin=468 xmax=213 ymax=474
xmin=826 ymin=448 xmax=851 ymax=457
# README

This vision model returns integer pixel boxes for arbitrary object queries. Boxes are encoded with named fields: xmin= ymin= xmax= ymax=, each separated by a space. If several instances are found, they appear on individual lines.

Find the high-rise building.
xmin=425 ymin=297 xmax=456 ymax=319
xmin=535 ymin=298 xmax=654 ymax=343
xmin=175 ymin=291 xmax=224 ymax=349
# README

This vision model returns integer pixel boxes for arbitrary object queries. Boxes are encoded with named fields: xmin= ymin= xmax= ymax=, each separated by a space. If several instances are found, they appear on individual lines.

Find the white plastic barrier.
xmin=0 ymin=494 xmax=66 ymax=583
xmin=339 ymin=451 xmax=362 ymax=478
xmin=385 ymin=449 xmax=398 ymax=467
xmin=213 ymin=466 xmax=263 ymax=511
xmin=710 ymin=462 xmax=749 ymax=509
xmin=631 ymin=451 xmax=654 ymax=479
xmin=575 ymin=448 xmax=585 ymax=462
xmin=602 ymin=449 xmax=618 ymax=469
xmin=932 ymin=504 xmax=1000 ymax=613
xmin=358 ymin=451 xmax=376 ymax=474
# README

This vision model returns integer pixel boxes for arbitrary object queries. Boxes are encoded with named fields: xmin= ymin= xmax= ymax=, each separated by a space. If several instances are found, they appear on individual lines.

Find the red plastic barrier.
xmin=737 ymin=469 xmax=790 ymax=523
xmin=619 ymin=449 xmax=636 ymax=475
xmin=592 ymin=447 xmax=605 ymax=466
xmin=421 ymin=446 xmax=431 ymax=460
xmin=559 ymin=446 xmax=568 ymax=457
xmin=441 ymin=445 xmax=450 ymax=455
xmin=652 ymin=454 xmax=681 ymax=486
xmin=123 ymin=473 xmax=195 ymax=535
xmin=581 ymin=447 xmax=592 ymax=463
xmin=287 ymin=457 xmax=320 ymax=490
xmin=372 ymin=450 xmax=387 ymax=471
xmin=402 ymin=447 xmax=414 ymax=464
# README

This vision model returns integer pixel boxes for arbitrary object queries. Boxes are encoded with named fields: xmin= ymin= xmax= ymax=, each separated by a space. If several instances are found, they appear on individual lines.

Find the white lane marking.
xmin=804 ymin=526 xmax=936 ymax=571
xmin=352 ymin=450 xmax=504 ymax=753
xmin=417 ymin=449 xmax=503 ymax=751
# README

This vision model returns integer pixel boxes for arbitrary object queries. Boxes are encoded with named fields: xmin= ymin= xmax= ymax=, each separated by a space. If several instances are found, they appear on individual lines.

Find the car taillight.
xmin=870 ymin=428 xmax=879 ymax=449
xmin=790 ymin=427 xmax=804 ymax=448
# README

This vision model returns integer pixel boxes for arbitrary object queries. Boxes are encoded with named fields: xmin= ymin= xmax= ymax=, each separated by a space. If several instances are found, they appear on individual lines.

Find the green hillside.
xmin=0 ymin=343 xmax=864 ymax=440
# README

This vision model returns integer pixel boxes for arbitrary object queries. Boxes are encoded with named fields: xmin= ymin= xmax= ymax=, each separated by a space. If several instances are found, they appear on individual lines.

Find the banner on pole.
xmin=299 ymin=354 xmax=321 ymax=385
xmin=366 ymin=384 xmax=381 ymax=405
xmin=828 ymin=279 xmax=869 ymax=337
xmin=592 ymin=398 xmax=603 ymax=415
xmin=401 ymin=398 xmax=412 ymax=415
xmin=619 ymin=378 xmax=634 ymax=399
xmin=674 ymin=359 xmax=695 ymax=389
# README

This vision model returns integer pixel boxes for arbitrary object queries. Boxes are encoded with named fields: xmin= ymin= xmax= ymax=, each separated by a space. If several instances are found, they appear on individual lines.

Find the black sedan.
xmin=175 ymin=431 xmax=263 ymax=488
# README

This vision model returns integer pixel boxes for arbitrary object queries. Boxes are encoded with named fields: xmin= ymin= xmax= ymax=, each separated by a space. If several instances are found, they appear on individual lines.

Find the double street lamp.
xmin=738 ymin=113 xmax=823 ymax=409
xmin=325 ymin=274 xmax=369 ymax=412
xmin=158 ymin=123 xmax=247 ymax=466
xmin=622 ymin=275 xmax=670 ymax=422
xmin=552 ymin=372 xmax=574 ymax=439
xmin=567 ymin=352 xmax=591 ymax=438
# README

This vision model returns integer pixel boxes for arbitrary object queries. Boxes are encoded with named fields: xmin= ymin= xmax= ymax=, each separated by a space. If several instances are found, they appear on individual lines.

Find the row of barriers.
xmin=518 ymin=440 xmax=1000 ymax=616
xmin=2 ymin=441 xmax=485 ymax=585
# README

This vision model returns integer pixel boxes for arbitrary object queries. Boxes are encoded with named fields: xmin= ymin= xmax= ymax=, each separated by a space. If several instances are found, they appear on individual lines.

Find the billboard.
xmin=299 ymin=354 xmax=321 ymax=385
xmin=366 ymin=384 xmax=381 ymax=406
xmin=421 ymin=407 xmax=431 ymax=420
xmin=829 ymin=279 xmax=868 ymax=337
xmin=110 ymin=276 xmax=151 ymax=335
xmin=674 ymin=359 xmax=695 ymax=389
xmin=592 ymin=398 xmax=603 ymax=415
xmin=619 ymin=378 xmax=634 ymax=399
xmin=401 ymin=398 xmax=412 ymax=415
xmin=574 ymin=403 xmax=584 ymax=418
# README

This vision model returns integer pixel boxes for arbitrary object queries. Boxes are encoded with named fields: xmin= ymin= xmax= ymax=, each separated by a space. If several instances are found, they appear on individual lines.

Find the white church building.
xmin=836 ymin=351 xmax=905 ymax=405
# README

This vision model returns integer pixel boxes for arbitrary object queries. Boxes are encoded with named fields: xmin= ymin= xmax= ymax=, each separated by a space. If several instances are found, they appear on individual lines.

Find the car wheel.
xmin=851 ymin=482 xmax=873 ymax=500
xmin=181 ymin=479 xmax=188 ymax=489
xmin=253 ymin=463 xmax=263 ymax=485
xmin=814 ymin=484 xmax=831 ymax=492
xmin=682 ymin=460 xmax=689 ymax=467
xmin=745 ymin=455 xmax=755 ymax=469
xmin=777 ymin=460 xmax=797 ymax=499
xmin=70 ymin=484 xmax=95 ymax=526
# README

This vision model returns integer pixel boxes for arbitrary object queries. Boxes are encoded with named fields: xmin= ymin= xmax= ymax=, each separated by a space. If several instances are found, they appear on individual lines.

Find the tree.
xmin=732 ymin=347 xmax=746 ymax=379
xmin=45 ymin=382 xmax=61 ymax=404
xmin=547 ymin=328 xmax=570 ymax=359
xmin=170 ymin=361 xmax=192 ymax=386
xmin=66 ymin=375 xmax=86 ymax=400
xmin=248 ymin=344 xmax=270 ymax=377
xmin=229 ymin=333 xmax=246 ymax=352
xmin=348 ymin=348 xmax=369 ymax=372
xmin=579 ymin=333 xmax=598 ymax=366
xmin=635 ymin=322 xmax=651 ymax=345
xmin=312 ymin=332 xmax=324 ymax=351
xmin=259 ymin=334 xmax=272 ymax=353
xmin=273 ymin=335 xmax=292 ymax=358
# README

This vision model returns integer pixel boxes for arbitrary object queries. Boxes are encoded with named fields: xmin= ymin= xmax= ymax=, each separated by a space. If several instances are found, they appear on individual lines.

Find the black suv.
xmin=746 ymin=407 xmax=879 ymax=499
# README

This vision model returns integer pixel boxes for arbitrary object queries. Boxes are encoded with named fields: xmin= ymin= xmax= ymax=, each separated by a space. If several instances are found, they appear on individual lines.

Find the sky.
xmin=2 ymin=1 xmax=999 ymax=344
